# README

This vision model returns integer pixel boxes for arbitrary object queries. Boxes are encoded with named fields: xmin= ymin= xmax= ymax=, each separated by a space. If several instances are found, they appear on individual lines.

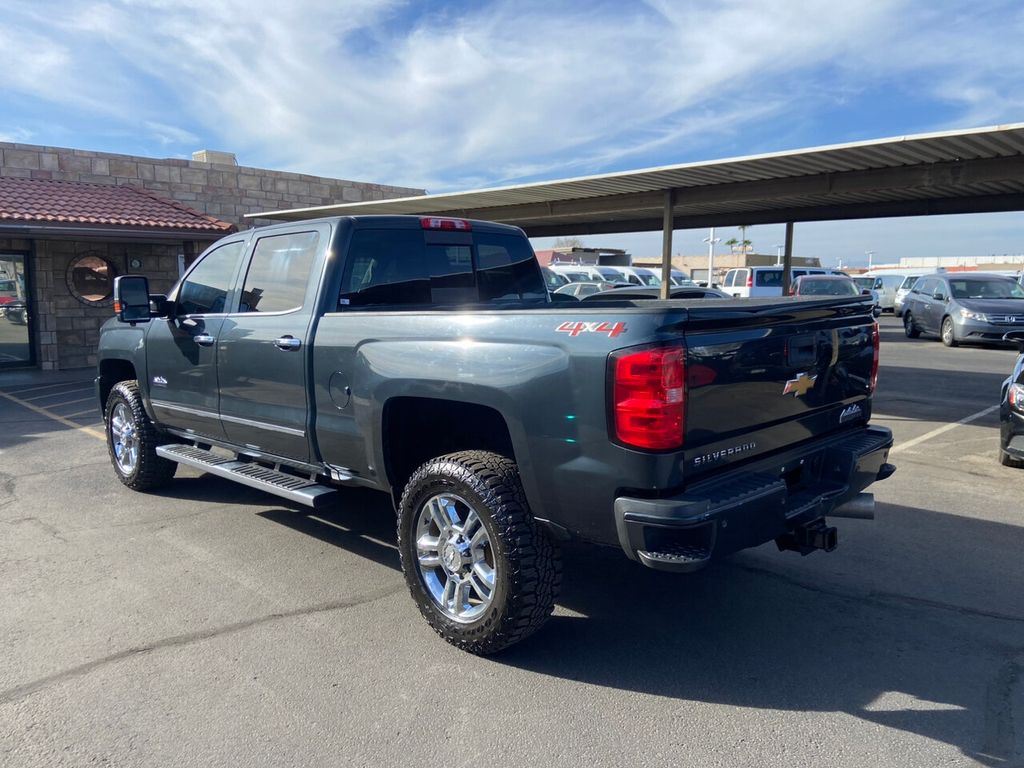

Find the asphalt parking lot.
xmin=1 ymin=315 xmax=1022 ymax=768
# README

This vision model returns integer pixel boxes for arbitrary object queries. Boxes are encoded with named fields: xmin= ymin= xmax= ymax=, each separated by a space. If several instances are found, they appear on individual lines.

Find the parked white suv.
xmin=722 ymin=266 xmax=835 ymax=298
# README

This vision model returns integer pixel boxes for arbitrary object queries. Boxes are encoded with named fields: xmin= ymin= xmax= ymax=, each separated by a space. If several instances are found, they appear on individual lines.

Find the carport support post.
xmin=660 ymin=190 xmax=674 ymax=300
xmin=782 ymin=222 xmax=795 ymax=294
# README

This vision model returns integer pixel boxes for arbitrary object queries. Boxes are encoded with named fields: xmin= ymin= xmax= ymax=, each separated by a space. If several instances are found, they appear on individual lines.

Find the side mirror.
xmin=1003 ymin=331 xmax=1024 ymax=353
xmin=932 ymin=290 xmax=945 ymax=301
xmin=872 ymin=306 xmax=882 ymax=318
xmin=862 ymin=289 xmax=872 ymax=296
xmin=113 ymin=275 xmax=152 ymax=323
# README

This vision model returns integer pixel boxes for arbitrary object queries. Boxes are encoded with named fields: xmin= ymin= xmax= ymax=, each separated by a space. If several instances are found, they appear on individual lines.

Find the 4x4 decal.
xmin=556 ymin=321 xmax=627 ymax=338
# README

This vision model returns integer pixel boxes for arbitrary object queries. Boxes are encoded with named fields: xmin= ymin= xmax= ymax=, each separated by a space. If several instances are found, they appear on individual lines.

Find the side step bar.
xmin=156 ymin=444 xmax=337 ymax=509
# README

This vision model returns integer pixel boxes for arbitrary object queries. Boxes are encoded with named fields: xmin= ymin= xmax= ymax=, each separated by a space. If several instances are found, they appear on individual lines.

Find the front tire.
xmin=904 ymin=311 xmax=921 ymax=338
xmin=397 ymin=451 xmax=561 ymax=655
xmin=941 ymin=316 xmax=959 ymax=347
xmin=105 ymin=381 xmax=177 ymax=491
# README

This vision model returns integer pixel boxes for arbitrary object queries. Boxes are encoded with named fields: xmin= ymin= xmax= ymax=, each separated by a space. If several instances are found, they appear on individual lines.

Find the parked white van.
xmin=853 ymin=269 xmax=919 ymax=313
xmin=549 ymin=264 xmax=630 ymax=284
xmin=722 ymin=266 xmax=835 ymax=298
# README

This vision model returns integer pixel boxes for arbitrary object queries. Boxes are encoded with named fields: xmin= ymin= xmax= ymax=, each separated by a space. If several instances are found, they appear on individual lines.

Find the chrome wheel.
xmin=109 ymin=402 xmax=139 ymax=475
xmin=414 ymin=493 xmax=495 ymax=623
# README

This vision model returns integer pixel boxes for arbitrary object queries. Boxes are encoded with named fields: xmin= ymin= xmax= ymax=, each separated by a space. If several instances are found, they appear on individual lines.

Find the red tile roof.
xmin=0 ymin=176 xmax=235 ymax=233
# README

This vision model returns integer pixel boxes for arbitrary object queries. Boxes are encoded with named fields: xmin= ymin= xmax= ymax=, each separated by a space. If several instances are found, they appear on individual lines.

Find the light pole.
xmin=703 ymin=228 xmax=721 ymax=286
xmin=865 ymin=250 xmax=875 ymax=270
xmin=775 ymin=244 xmax=784 ymax=266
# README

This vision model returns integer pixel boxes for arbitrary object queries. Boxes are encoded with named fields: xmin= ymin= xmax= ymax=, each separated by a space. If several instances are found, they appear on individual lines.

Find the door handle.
xmin=194 ymin=334 xmax=216 ymax=347
xmin=274 ymin=336 xmax=301 ymax=351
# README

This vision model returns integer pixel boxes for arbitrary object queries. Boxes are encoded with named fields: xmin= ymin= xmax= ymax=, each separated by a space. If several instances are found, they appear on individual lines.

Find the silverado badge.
xmin=783 ymin=372 xmax=817 ymax=397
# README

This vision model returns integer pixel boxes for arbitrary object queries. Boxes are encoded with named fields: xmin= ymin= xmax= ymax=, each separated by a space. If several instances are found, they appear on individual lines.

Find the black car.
xmin=3 ymin=299 xmax=27 ymax=325
xmin=999 ymin=330 xmax=1024 ymax=467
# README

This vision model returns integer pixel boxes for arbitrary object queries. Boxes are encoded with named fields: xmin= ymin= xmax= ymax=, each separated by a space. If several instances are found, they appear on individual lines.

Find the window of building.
xmin=66 ymin=253 xmax=116 ymax=305
xmin=239 ymin=231 xmax=320 ymax=313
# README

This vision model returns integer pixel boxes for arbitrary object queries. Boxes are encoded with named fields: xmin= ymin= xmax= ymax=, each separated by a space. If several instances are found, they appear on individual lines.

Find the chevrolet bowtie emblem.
xmin=783 ymin=372 xmax=817 ymax=397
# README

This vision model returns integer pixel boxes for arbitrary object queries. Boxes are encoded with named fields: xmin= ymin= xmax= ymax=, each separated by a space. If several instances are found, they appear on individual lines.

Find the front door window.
xmin=0 ymin=253 xmax=30 ymax=366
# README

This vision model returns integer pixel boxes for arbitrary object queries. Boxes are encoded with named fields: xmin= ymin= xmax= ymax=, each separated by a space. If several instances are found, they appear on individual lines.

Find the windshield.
xmin=564 ymin=271 xmax=589 ymax=282
xmin=798 ymin=279 xmax=859 ymax=296
xmin=898 ymin=276 xmax=919 ymax=291
xmin=635 ymin=270 xmax=661 ymax=286
xmin=597 ymin=267 xmax=625 ymax=281
xmin=852 ymin=277 xmax=874 ymax=289
xmin=949 ymin=278 xmax=1024 ymax=300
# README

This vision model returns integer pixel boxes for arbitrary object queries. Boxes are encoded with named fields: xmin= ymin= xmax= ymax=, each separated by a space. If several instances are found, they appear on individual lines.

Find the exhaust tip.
xmin=830 ymin=492 xmax=875 ymax=520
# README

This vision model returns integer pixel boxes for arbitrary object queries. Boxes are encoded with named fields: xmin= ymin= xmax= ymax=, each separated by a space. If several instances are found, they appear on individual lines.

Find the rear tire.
xmin=903 ymin=311 xmax=921 ymax=338
xmin=941 ymin=316 xmax=959 ymax=347
xmin=105 ymin=381 xmax=177 ymax=491
xmin=397 ymin=450 xmax=561 ymax=655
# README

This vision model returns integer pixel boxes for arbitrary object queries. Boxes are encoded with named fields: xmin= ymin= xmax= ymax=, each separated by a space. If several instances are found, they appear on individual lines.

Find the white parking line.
xmin=889 ymin=404 xmax=1001 ymax=455
xmin=4 ymin=380 xmax=91 ymax=395
xmin=23 ymin=386 xmax=92 ymax=402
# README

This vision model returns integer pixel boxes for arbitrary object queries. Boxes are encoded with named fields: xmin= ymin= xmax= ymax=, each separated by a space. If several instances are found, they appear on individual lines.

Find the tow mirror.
xmin=113 ymin=275 xmax=152 ymax=323
xmin=1003 ymin=330 xmax=1024 ymax=353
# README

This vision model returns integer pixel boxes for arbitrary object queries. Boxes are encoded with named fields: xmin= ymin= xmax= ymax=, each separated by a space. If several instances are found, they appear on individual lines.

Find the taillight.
xmin=870 ymin=321 xmax=880 ymax=393
xmin=420 ymin=217 xmax=472 ymax=231
xmin=611 ymin=345 xmax=685 ymax=450
xmin=746 ymin=273 xmax=753 ymax=288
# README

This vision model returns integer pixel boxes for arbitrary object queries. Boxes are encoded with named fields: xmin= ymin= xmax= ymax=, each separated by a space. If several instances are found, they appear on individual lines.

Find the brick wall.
xmin=0 ymin=143 xmax=424 ymax=228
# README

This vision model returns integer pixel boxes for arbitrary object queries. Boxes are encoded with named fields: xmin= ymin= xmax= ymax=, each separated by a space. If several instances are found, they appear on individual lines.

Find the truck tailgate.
xmin=679 ymin=297 xmax=876 ymax=479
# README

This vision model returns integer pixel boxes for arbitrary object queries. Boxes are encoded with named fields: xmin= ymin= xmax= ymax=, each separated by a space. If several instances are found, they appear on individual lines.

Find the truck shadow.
xmin=496 ymin=503 xmax=1024 ymax=766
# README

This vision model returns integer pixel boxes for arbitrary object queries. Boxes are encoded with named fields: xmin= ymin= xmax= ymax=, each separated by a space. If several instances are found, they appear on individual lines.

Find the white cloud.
xmin=1 ymin=0 xmax=1022 ymax=260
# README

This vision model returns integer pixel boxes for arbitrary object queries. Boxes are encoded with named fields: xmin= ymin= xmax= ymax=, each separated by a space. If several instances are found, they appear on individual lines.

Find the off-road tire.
xmin=104 ymin=380 xmax=177 ymax=491
xmin=941 ymin=316 xmax=959 ymax=347
xmin=397 ymin=450 xmax=561 ymax=655
xmin=903 ymin=311 xmax=921 ymax=338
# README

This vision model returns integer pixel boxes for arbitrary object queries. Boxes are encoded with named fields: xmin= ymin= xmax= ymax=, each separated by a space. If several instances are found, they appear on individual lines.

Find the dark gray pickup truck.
xmin=97 ymin=215 xmax=894 ymax=653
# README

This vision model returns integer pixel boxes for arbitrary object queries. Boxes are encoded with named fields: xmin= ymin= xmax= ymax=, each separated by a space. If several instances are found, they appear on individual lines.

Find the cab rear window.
xmin=339 ymin=229 xmax=547 ymax=308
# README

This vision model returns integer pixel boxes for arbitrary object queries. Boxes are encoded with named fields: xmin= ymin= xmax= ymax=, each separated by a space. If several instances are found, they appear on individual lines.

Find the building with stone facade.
xmin=0 ymin=142 xmax=422 ymax=370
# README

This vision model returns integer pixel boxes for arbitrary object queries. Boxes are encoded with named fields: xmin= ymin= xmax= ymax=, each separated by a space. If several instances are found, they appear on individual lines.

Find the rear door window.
xmin=755 ymin=270 xmax=783 ymax=287
xmin=238 ymin=231 xmax=319 ymax=314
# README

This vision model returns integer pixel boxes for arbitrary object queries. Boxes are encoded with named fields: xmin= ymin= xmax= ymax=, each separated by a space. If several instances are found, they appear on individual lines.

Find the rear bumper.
xmin=1001 ymin=407 xmax=1024 ymax=458
xmin=614 ymin=426 xmax=894 ymax=572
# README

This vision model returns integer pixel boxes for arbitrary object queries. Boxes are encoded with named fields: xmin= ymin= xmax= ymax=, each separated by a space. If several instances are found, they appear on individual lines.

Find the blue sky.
xmin=1 ymin=0 xmax=1023 ymax=265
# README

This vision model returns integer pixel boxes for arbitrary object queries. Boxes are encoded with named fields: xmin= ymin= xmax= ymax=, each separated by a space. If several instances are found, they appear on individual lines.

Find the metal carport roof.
xmin=251 ymin=123 xmax=1024 ymax=236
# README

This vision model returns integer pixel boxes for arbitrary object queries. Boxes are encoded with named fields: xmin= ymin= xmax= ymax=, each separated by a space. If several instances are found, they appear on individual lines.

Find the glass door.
xmin=0 ymin=252 xmax=32 ymax=367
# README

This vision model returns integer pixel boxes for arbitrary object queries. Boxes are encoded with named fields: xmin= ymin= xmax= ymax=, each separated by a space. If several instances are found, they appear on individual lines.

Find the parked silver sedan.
xmin=903 ymin=273 xmax=1024 ymax=347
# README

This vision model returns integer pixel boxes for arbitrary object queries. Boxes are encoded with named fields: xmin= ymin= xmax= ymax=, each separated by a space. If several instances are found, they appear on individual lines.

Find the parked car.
xmin=3 ymin=299 xmax=27 ymax=325
xmin=553 ymin=280 xmax=629 ymax=298
xmin=850 ymin=272 xmax=907 ymax=313
xmin=722 ymin=266 xmax=836 ymax=298
xmin=791 ymin=275 xmax=861 ymax=297
xmin=999 ymin=330 xmax=1024 ymax=467
xmin=903 ymin=272 xmax=1024 ymax=346
xmin=549 ymin=264 xmax=629 ymax=284
xmin=614 ymin=266 xmax=664 ymax=287
xmin=541 ymin=266 xmax=568 ymax=292
xmin=97 ymin=214 xmax=892 ymax=654
xmin=893 ymin=275 xmax=921 ymax=317
xmin=548 ymin=265 xmax=592 ymax=283
xmin=792 ymin=275 xmax=881 ymax=316
xmin=583 ymin=285 xmax=731 ymax=301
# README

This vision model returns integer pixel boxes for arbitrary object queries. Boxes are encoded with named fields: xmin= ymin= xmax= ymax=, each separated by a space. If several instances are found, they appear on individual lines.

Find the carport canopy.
xmin=253 ymin=124 xmax=1024 ymax=296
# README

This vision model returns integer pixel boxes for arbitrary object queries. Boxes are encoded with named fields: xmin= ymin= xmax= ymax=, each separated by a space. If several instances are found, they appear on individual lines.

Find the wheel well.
xmin=98 ymin=359 xmax=136 ymax=409
xmin=382 ymin=397 xmax=515 ymax=495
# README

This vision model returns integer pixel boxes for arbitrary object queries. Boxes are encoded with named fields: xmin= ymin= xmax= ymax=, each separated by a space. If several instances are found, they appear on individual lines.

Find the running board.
xmin=156 ymin=444 xmax=337 ymax=509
